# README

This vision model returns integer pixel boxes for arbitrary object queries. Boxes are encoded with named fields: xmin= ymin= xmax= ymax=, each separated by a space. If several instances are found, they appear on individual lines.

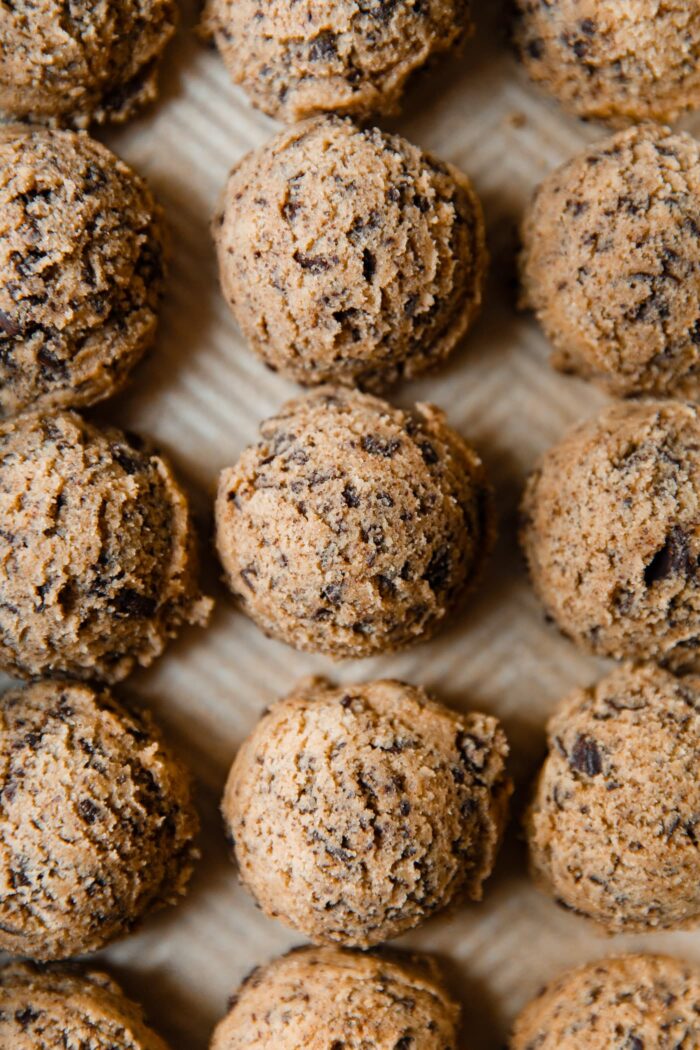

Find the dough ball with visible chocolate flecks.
xmin=202 ymin=0 xmax=472 ymax=123
xmin=223 ymin=676 xmax=511 ymax=947
xmin=215 ymin=386 xmax=494 ymax=659
xmin=0 ymin=125 xmax=166 ymax=419
xmin=513 ymin=1 xmax=700 ymax=126
xmin=0 ymin=0 xmax=177 ymax=128
xmin=520 ymin=399 xmax=700 ymax=671
xmin=0 ymin=410 xmax=212 ymax=683
xmin=213 ymin=116 xmax=487 ymax=391
xmin=520 ymin=125 xmax=700 ymax=399
xmin=0 ymin=680 xmax=199 ymax=961
xmin=210 ymin=946 xmax=461 ymax=1050
xmin=526 ymin=663 xmax=700 ymax=933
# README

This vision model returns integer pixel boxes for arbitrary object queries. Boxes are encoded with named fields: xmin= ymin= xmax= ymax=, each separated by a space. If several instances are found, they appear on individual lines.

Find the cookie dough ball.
xmin=513 ymin=1 xmax=700 ymax=126
xmin=510 ymin=954 xmax=700 ymax=1049
xmin=520 ymin=399 xmax=700 ymax=670
xmin=203 ymin=1 xmax=472 ymax=123
xmin=211 ymin=946 xmax=461 ymax=1050
xmin=522 ymin=125 xmax=700 ymax=398
xmin=224 ymin=677 xmax=511 ymax=947
xmin=0 ymin=411 xmax=212 ymax=683
xmin=0 ymin=126 xmax=166 ymax=419
xmin=214 ymin=116 xmax=486 ymax=390
xmin=0 ymin=963 xmax=169 ymax=1049
xmin=0 ymin=0 xmax=176 ymax=128
xmin=0 ymin=680 xmax=199 ymax=960
xmin=215 ymin=387 xmax=494 ymax=658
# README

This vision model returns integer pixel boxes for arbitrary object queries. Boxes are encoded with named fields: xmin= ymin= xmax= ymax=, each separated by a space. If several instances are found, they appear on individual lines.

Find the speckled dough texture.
xmin=213 ymin=116 xmax=486 ymax=390
xmin=510 ymin=954 xmax=700 ymax=1049
xmin=215 ymin=386 xmax=494 ymax=659
xmin=0 ymin=126 xmax=166 ymax=419
xmin=0 ymin=681 xmax=199 ymax=961
xmin=526 ymin=663 xmax=700 ymax=933
xmin=520 ymin=399 xmax=700 ymax=670
xmin=0 ymin=963 xmax=169 ymax=1049
xmin=0 ymin=0 xmax=177 ymax=127
xmin=202 ymin=0 xmax=472 ymax=123
xmin=210 ymin=946 xmax=461 ymax=1050
xmin=0 ymin=411 xmax=212 ymax=683
xmin=513 ymin=1 xmax=700 ymax=125
xmin=521 ymin=124 xmax=700 ymax=399
xmin=223 ymin=676 xmax=511 ymax=947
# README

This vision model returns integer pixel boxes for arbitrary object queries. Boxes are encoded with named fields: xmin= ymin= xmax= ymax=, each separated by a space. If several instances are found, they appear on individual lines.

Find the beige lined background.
xmin=4 ymin=2 xmax=700 ymax=1046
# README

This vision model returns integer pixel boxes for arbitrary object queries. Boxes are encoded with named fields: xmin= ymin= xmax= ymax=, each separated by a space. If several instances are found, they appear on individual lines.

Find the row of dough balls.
xmin=5 ymin=950 xmax=700 ymax=1048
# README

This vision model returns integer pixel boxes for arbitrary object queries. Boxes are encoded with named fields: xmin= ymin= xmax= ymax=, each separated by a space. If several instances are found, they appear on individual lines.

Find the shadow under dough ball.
xmin=0 ymin=0 xmax=177 ymax=127
xmin=510 ymin=954 xmax=700 ymax=1049
xmin=520 ymin=399 xmax=700 ymax=670
xmin=0 ymin=125 xmax=166 ymax=419
xmin=513 ymin=0 xmax=700 ymax=125
xmin=210 ymin=946 xmax=460 ymax=1050
xmin=213 ymin=115 xmax=487 ymax=390
xmin=215 ymin=386 xmax=495 ymax=659
xmin=521 ymin=125 xmax=700 ymax=399
xmin=0 ymin=410 xmax=212 ymax=683
xmin=223 ymin=677 xmax=511 ymax=947
xmin=526 ymin=663 xmax=700 ymax=933
xmin=202 ymin=0 xmax=472 ymax=123
xmin=0 ymin=680 xmax=199 ymax=961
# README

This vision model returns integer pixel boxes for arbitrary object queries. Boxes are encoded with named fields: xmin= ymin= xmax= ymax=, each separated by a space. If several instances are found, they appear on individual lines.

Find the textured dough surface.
xmin=214 ymin=116 xmax=486 ymax=390
xmin=521 ymin=125 xmax=700 ymax=398
xmin=223 ymin=676 xmax=511 ymax=947
xmin=0 ymin=0 xmax=177 ymax=127
xmin=203 ymin=0 xmax=472 ymax=123
xmin=0 ymin=410 xmax=212 ymax=683
xmin=215 ymin=386 xmax=494 ymax=658
xmin=513 ymin=0 xmax=700 ymax=125
xmin=210 ymin=945 xmax=461 ymax=1050
xmin=0 ymin=126 xmax=165 ymax=418
xmin=526 ymin=663 xmax=700 ymax=933
xmin=510 ymin=954 xmax=700 ymax=1049
xmin=0 ymin=681 xmax=198 ymax=961
xmin=520 ymin=399 xmax=700 ymax=671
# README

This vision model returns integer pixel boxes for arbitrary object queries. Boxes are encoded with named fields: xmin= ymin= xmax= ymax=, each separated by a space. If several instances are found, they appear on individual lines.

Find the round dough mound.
xmin=520 ymin=399 xmax=700 ymax=670
xmin=223 ymin=676 xmax=511 ymax=947
xmin=513 ymin=1 xmax=700 ymax=126
xmin=0 ymin=126 xmax=166 ymax=419
xmin=215 ymin=387 xmax=494 ymax=658
xmin=0 ymin=681 xmax=199 ymax=961
xmin=0 ymin=410 xmax=212 ymax=683
xmin=0 ymin=963 xmax=169 ymax=1049
xmin=527 ymin=663 xmax=700 ymax=933
xmin=203 ymin=0 xmax=472 ymax=123
xmin=0 ymin=0 xmax=176 ymax=127
xmin=214 ymin=116 xmax=486 ymax=390
xmin=211 ymin=946 xmax=460 ymax=1050
xmin=510 ymin=954 xmax=700 ymax=1049
xmin=521 ymin=125 xmax=700 ymax=399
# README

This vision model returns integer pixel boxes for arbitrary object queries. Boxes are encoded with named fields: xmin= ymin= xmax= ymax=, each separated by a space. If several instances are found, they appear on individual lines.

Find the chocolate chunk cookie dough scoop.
xmin=213 ymin=116 xmax=487 ymax=390
xmin=0 ymin=681 xmax=199 ymax=961
xmin=215 ymin=387 xmax=494 ymax=658
xmin=520 ymin=399 xmax=700 ymax=670
xmin=0 ymin=0 xmax=177 ymax=127
xmin=0 ymin=963 xmax=170 ymax=1049
xmin=0 ymin=126 xmax=166 ymax=419
xmin=521 ymin=125 xmax=700 ymax=399
xmin=210 ymin=946 xmax=461 ymax=1050
xmin=202 ymin=0 xmax=472 ymax=123
xmin=0 ymin=411 xmax=212 ymax=683
xmin=513 ymin=1 xmax=700 ymax=126
xmin=223 ymin=677 xmax=511 ymax=946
